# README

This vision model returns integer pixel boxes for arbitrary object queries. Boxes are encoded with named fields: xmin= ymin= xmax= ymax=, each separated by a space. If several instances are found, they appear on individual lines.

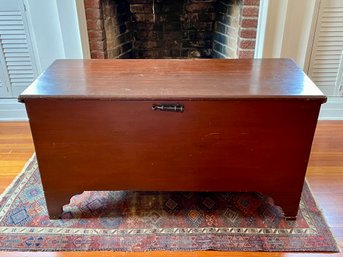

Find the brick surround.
xmin=84 ymin=0 xmax=259 ymax=59
xmin=213 ymin=0 xmax=258 ymax=58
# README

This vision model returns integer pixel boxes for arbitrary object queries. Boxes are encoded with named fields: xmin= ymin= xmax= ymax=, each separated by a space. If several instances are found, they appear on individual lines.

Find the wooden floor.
xmin=0 ymin=121 xmax=342 ymax=257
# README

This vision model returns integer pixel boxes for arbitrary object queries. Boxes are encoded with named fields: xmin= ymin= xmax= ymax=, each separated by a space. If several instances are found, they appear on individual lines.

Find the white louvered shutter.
xmin=0 ymin=0 xmax=38 ymax=97
xmin=308 ymin=0 xmax=343 ymax=96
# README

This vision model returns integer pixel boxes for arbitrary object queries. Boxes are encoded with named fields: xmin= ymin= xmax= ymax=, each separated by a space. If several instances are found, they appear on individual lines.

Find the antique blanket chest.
xmin=19 ymin=59 xmax=326 ymax=219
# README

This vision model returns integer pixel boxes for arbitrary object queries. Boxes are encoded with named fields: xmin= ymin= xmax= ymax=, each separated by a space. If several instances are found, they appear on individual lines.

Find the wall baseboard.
xmin=0 ymin=98 xmax=28 ymax=121
xmin=1 ymin=97 xmax=342 ymax=121
xmin=319 ymin=96 xmax=343 ymax=120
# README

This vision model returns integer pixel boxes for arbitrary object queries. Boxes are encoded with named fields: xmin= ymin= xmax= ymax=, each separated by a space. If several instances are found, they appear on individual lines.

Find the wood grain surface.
xmin=18 ymin=59 xmax=326 ymax=102
xmin=0 ymin=121 xmax=342 ymax=256
xmin=24 ymin=98 xmax=321 ymax=218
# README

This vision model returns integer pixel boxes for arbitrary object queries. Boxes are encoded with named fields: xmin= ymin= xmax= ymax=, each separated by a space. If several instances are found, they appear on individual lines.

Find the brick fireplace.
xmin=84 ymin=0 xmax=259 ymax=59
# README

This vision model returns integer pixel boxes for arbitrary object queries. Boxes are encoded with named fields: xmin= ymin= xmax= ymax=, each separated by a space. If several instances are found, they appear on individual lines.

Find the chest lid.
xmin=18 ymin=59 xmax=326 ymax=103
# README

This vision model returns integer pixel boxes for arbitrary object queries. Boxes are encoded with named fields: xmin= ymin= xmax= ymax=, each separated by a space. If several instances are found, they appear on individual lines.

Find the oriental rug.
xmin=0 ymin=155 xmax=339 ymax=252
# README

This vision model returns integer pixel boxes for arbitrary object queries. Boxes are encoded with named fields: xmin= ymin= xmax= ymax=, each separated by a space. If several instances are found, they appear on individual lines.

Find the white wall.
xmin=24 ymin=0 xmax=65 ymax=72
xmin=24 ymin=0 xmax=83 ymax=72
xmin=261 ymin=0 xmax=318 ymax=69
xmin=281 ymin=0 xmax=318 ymax=69
xmin=56 ymin=0 xmax=83 ymax=59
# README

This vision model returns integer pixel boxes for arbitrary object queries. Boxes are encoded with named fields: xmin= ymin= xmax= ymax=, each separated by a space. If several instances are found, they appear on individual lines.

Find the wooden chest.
xmin=19 ymin=59 xmax=326 ymax=219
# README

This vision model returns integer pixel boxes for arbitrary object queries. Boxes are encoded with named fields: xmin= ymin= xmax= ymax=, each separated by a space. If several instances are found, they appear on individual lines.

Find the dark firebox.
xmin=85 ymin=0 xmax=259 ymax=59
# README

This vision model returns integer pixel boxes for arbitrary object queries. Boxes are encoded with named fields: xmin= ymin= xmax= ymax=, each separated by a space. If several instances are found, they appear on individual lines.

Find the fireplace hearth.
xmin=85 ymin=0 xmax=259 ymax=59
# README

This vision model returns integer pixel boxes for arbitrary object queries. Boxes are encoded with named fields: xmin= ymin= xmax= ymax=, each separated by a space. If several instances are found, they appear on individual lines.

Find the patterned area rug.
xmin=0 ymin=156 xmax=339 ymax=252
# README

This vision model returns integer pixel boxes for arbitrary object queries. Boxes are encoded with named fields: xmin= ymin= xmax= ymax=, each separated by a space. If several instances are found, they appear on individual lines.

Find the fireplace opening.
xmin=85 ymin=0 xmax=259 ymax=59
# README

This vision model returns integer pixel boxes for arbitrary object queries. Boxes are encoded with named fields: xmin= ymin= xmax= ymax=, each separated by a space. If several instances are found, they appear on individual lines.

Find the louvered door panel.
xmin=308 ymin=0 xmax=343 ymax=96
xmin=0 ymin=0 xmax=38 ymax=97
